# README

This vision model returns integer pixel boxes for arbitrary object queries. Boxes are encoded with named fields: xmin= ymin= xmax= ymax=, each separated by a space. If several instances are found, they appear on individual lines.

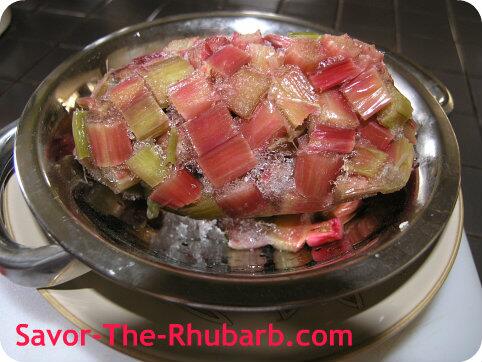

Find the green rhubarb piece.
xmin=166 ymin=127 xmax=178 ymax=165
xmin=142 ymin=56 xmax=194 ymax=107
xmin=125 ymin=98 xmax=169 ymax=140
xmin=72 ymin=109 xmax=90 ymax=160
xmin=146 ymin=199 xmax=160 ymax=219
xmin=177 ymin=196 xmax=224 ymax=219
xmin=347 ymin=146 xmax=388 ymax=178
xmin=377 ymin=86 xmax=413 ymax=129
xmin=125 ymin=146 xmax=169 ymax=187
xmin=288 ymin=32 xmax=322 ymax=39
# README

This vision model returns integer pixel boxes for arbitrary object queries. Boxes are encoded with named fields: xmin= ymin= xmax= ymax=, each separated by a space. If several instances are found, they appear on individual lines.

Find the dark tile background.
xmin=1 ymin=0 xmax=481 ymax=279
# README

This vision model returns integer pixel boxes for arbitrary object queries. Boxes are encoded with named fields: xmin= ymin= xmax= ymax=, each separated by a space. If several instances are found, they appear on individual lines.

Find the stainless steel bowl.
xmin=0 ymin=12 xmax=460 ymax=311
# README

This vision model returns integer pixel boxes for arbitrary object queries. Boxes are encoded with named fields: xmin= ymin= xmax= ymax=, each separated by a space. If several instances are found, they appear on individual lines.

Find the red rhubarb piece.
xmin=306 ymin=218 xmax=343 ymax=247
xmin=87 ymin=121 xmax=133 ymax=167
xmin=232 ymin=31 xmax=263 ymax=50
xmin=207 ymin=45 xmax=251 ymax=76
xmin=216 ymin=182 xmax=268 ymax=217
xmin=295 ymin=151 xmax=343 ymax=198
xmin=316 ymin=90 xmax=359 ymax=129
xmin=279 ymin=191 xmax=334 ymax=214
xmin=284 ymin=38 xmax=327 ymax=73
xmin=341 ymin=68 xmax=392 ymax=120
xmin=309 ymin=57 xmax=362 ymax=92
xmin=359 ymin=121 xmax=394 ymax=150
xmin=264 ymin=34 xmax=292 ymax=48
xmin=241 ymin=101 xmax=288 ymax=149
xmin=205 ymin=35 xmax=230 ymax=53
xmin=307 ymin=125 xmax=356 ymax=153
xmin=168 ymin=73 xmax=214 ymax=120
xmin=198 ymin=134 xmax=257 ymax=188
xmin=185 ymin=40 xmax=212 ymax=69
xmin=183 ymin=103 xmax=236 ymax=156
xmin=149 ymin=169 xmax=202 ymax=208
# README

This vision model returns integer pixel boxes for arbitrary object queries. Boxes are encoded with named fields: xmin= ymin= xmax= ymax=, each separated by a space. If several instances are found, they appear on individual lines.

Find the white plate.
xmin=2 ymin=176 xmax=463 ymax=361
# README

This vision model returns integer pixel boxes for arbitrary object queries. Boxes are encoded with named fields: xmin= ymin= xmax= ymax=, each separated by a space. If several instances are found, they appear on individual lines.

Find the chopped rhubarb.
xmin=125 ymin=146 xmax=169 ymax=187
xmin=226 ymin=67 xmax=271 ymax=118
xmin=264 ymin=34 xmax=292 ymax=48
xmin=273 ymin=248 xmax=312 ymax=270
xmin=168 ymin=73 xmax=214 ymax=119
xmin=232 ymin=31 xmax=263 ymax=50
xmin=403 ymin=119 xmax=418 ymax=144
xmin=198 ymin=134 xmax=257 ymax=188
xmin=109 ymin=75 xmax=169 ymax=140
xmin=268 ymin=215 xmax=312 ymax=252
xmin=346 ymin=145 xmax=388 ymax=178
xmin=322 ymin=34 xmax=383 ymax=69
xmin=241 ymin=101 xmax=287 ymax=149
xmin=270 ymin=66 xmax=319 ymax=126
xmin=388 ymin=136 xmax=413 ymax=168
xmin=311 ymin=238 xmax=352 ymax=264
xmin=306 ymin=218 xmax=343 ymax=247
xmin=334 ymin=175 xmax=379 ymax=201
xmin=149 ymin=169 xmax=202 ymax=208
xmin=246 ymin=43 xmax=283 ymax=72
xmin=205 ymin=35 xmax=230 ymax=53
xmin=132 ymin=50 xmax=168 ymax=66
xmin=216 ymin=182 xmax=268 ymax=217
xmin=206 ymin=45 xmax=251 ymax=76
xmin=325 ymin=199 xmax=362 ymax=224
xmin=166 ymin=127 xmax=178 ymax=165
xmin=383 ymin=137 xmax=414 ymax=193
xmin=86 ymin=121 xmax=132 ymax=167
xmin=288 ymin=32 xmax=322 ymax=39
xmin=307 ymin=125 xmax=356 ymax=153
xmin=376 ymin=85 xmax=413 ymax=129
xmin=141 ymin=56 xmax=194 ymax=107
xmin=315 ymin=90 xmax=359 ymax=129
xmin=295 ymin=151 xmax=343 ymax=198
xmin=359 ymin=121 xmax=394 ymax=150
xmin=178 ymin=196 xmax=224 ymax=219
xmin=164 ymin=37 xmax=199 ymax=54
xmin=72 ymin=109 xmax=90 ymax=159
xmin=185 ymin=39 xmax=212 ymax=69
xmin=279 ymin=191 xmax=334 ymax=214
xmin=103 ymin=166 xmax=139 ymax=193
xmin=341 ymin=68 xmax=392 ymax=120
xmin=284 ymin=38 xmax=326 ymax=73
xmin=309 ymin=57 xmax=362 ymax=92
xmin=183 ymin=103 xmax=236 ymax=156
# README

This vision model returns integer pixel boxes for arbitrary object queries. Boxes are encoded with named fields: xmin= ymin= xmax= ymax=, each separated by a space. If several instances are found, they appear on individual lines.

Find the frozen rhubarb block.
xmin=216 ymin=182 xmax=269 ymax=217
xmin=183 ymin=103 xmax=236 ymax=156
xmin=163 ymin=37 xmax=199 ymax=54
xmin=295 ymin=151 xmax=343 ymax=198
xmin=376 ymin=85 xmax=413 ymax=129
xmin=177 ymin=196 xmax=224 ymax=219
xmin=307 ymin=125 xmax=356 ymax=153
xmin=72 ymin=109 xmax=90 ymax=160
xmin=198 ymin=134 xmax=257 ymax=188
xmin=149 ymin=169 xmax=202 ymax=208
xmin=108 ymin=75 xmax=169 ymax=140
xmin=314 ymin=90 xmax=359 ymax=129
xmin=341 ymin=68 xmax=392 ymax=120
xmin=309 ymin=57 xmax=362 ymax=92
xmin=232 ymin=31 xmax=263 ymax=50
xmin=206 ymin=45 xmax=251 ymax=76
xmin=270 ymin=66 xmax=319 ymax=126
xmin=226 ymin=67 xmax=271 ymax=118
xmin=168 ymin=73 xmax=214 ymax=120
xmin=86 ymin=120 xmax=132 ymax=167
xmin=246 ymin=43 xmax=283 ymax=72
xmin=241 ymin=101 xmax=288 ymax=149
xmin=102 ymin=166 xmax=139 ymax=193
xmin=268 ymin=215 xmax=312 ymax=252
xmin=306 ymin=218 xmax=343 ymax=247
xmin=359 ymin=121 xmax=394 ymax=150
xmin=125 ymin=145 xmax=169 ymax=187
xmin=205 ymin=35 xmax=231 ymax=53
xmin=141 ymin=56 xmax=194 ymax=107
xmin=346 ymin=145 xmax=388 ymax=178
xmin=284 ymin=38 xmax=326 ymax=73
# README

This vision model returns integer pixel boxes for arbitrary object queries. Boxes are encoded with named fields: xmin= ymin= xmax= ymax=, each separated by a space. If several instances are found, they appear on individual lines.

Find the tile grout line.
xmin=446 ymin=0 xmax=482 ymax=138
xmin=334 ymin=0 xmax=343 ymax=31
xmin=393 ymin=0 xmax=401 ymax=53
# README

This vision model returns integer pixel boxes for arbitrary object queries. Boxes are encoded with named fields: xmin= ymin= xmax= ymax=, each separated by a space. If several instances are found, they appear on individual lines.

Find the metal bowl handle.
xmin=0 ymin=121 xmax=75 ymax=287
